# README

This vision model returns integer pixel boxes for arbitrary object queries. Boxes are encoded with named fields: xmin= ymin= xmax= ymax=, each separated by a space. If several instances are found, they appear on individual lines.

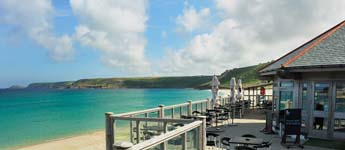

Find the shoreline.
xmin=15 ymin=130 xmax=105 ymax=150
xmin=15 ymin=125 xmax=131 ymax=150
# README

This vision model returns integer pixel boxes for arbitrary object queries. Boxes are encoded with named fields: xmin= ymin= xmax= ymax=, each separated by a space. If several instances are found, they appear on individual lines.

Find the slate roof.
xmin=260 ymin=21 xmax=345 ymax=73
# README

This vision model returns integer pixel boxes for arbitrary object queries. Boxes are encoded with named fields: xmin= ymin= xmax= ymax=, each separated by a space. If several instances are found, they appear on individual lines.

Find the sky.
xmin=0 ymin=0 xmax=344 ymax=88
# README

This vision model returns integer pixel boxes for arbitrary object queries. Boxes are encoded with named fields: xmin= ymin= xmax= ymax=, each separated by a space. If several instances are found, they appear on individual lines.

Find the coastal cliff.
xmin=25 ymin=63 xmax=269 ymax=90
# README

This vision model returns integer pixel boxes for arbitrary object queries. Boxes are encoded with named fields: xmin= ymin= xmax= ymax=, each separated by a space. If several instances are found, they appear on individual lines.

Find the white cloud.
xmin=70 ymin=0 xmax=150 ymax=73
xmin=176 ymin=5 xmax=211 ymax=32
xmin=0 ymin=0 xmax=74 ymax=61
xmin=161 ymin=0 xmax=345 ymax=75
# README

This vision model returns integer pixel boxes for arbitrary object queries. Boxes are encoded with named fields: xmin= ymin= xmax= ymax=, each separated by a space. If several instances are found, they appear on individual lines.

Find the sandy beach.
xmin=16 ymin=131 xmax=105 ymax=150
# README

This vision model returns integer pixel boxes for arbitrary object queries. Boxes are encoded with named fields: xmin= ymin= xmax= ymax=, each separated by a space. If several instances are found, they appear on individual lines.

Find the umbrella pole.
xmin=228 ymin=104 xmax=238 ymax=126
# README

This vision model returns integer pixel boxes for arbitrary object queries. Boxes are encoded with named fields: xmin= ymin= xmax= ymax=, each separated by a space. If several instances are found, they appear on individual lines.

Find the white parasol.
xmin=211 ymin=75 xmax=220 ymax=108
xmin=236 ymin=79 xmax=243 ymax=100
xmin=230 ymin=77 xmax=237 ymax=104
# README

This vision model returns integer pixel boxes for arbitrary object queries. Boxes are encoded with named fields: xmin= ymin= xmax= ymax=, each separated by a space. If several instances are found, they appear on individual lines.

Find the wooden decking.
xmin=207 ymin=109 xmax=336 ymax=150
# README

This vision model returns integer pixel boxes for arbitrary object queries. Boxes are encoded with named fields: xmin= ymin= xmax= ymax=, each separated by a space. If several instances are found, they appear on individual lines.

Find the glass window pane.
xmin=336 ymin=83 xmax=345 ymax=112
xmin=313 ymin=117 xmax=328 ymax=130
xmin=314 ymin=83 xmax=329 ymax=112
xmin=334 ymin=118 xmax=345 ymax=133
xmin=280 ymin=91 xmax=293 ymax=109
xmin=280 ymin=81 xmax=294 ymax=87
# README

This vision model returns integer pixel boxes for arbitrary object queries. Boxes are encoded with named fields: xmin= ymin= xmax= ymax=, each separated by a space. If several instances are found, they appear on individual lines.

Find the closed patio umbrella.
xmin=211 ymin=75 xmax=220 ymax=108
xmin=229 ymin=77 xmax=238 ymax=126
xmin=236 ymin=79 xmax=243 ymax=100
xmin=230 ymin=77 xmax=237 ymax=104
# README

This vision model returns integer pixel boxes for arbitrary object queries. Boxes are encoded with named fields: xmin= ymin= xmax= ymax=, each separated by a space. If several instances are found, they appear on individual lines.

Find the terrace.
xmin=104 ymin=91 xmax=338 ymax=150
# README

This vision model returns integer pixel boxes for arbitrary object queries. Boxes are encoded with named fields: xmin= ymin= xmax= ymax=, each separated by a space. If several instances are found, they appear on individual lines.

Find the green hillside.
xmin=197 ymin=62 xmax=269 ymax=89
xmin=27 ymin=76 xmax=212 ymax=89
xmin=26 ymin=62 xmax=269 ymax=89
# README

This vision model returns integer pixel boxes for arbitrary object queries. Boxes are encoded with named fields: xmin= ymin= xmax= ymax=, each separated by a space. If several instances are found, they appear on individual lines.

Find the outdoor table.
xmin=228 ymin=137 xmax=264 ymax=146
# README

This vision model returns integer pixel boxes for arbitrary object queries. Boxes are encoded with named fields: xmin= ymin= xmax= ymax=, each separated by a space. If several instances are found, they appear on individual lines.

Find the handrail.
xmin=164 ymin=102 xmax=189 ymax=109
xmin=131 ymin=121 xmax=203 ymax=150
xmin=115 ymin=98 xmax=212 ymax=118
xmin=114 ymin=107 xmax=160 ymax=117
xmin=112 ymin=116 xmax=195 ymax=124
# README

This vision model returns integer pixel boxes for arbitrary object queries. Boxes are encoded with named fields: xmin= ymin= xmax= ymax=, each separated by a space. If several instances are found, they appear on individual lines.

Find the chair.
xmin=234 ymin=146 xmax=256 ymax=150
xmin=181 ymin=115 xmax=194 ymax=119
xmin=241 ymin=134 xmax=257 ymax=138
xmin=206 ymin=115 xmax=213 ymax=127
xmin=221 ymin=137 xmax=231 ymax=149
xmin=192 ymin=110 xmax=201 ymax=116
xmin=206 ymin=133 xmax=219 ymax=147
xmin=217 ymin=112 xmax=230 ymax=125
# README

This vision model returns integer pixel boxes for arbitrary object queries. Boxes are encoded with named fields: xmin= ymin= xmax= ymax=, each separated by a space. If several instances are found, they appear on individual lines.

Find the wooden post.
xmin=129 ymin=115 xmax=133 ymax=143
xmin=135 ymin=120 xmax=140 ymax=144
xmin=159 ymin=104 xmax=165 ymax=118
xmin=182 ymin=132 xmax=187 ymax=150
xmin=201 ymin=102 xmax=204 ymax=112
xmin=187 ymin=100 xmax=192 ymax=116
xmin=105 ymin=112 xmax=114 ymax=150
xmin=161 ymin=122 xmax=168 ymax=150
xmin=196 ymin=116 xmax=206 ymax=150
xmin=180 ymin=106 xmax=183 ymax=117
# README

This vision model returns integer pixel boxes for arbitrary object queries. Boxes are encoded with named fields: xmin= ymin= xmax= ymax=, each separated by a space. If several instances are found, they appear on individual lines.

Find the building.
xmin=259 ymin=21 xmax=345 ymax=139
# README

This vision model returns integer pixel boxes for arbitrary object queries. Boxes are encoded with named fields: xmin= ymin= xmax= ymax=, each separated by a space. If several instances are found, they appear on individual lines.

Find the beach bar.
xmin=259 ymin=21 xmax=345 ymax=139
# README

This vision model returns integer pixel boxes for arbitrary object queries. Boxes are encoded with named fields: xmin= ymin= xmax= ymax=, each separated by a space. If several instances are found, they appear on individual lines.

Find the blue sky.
xmin=0 ymin=0 xmax=344 ymax=88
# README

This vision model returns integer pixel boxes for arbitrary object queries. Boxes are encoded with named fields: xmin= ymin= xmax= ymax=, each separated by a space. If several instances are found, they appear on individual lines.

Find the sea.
xmin=0 ymin=88 xmax=214 ymax=149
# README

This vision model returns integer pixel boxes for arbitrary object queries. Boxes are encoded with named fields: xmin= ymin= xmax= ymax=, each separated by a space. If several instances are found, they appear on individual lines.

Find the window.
xmin=314 ymin=83 xmax=329 ymax=112
xmin=336 ymin=83 xmax=345 ymax=112
xmin=280 ymin=91 xmax=293 ymax=109
xmin=280 ymin=81 xmax=294 ymax=88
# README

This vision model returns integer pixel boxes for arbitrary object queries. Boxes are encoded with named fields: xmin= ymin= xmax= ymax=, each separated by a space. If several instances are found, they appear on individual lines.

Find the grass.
xmin=304 ymin=138 xmax=345 ymax=150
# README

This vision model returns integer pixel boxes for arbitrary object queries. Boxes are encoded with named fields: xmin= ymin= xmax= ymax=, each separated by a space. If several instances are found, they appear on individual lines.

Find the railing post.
xmin=161 ymin=122 xmax=168 ymax=150
xmin=135 ymin=120 xmax=140 ymax=144
xmin=206 ymin=98 xmax=211 ymax=109
xmin=105 ymin=112 xmax=114 ymax=150
xmin=196 ymin=116 xmax=206 ymax=150
xmin=159 ymin=104 xmax=165 ymax=118
xmin=182 ymin=132 xmax=187 ymax=150
xmin=187 ymin=100 xmax=192 ymax=116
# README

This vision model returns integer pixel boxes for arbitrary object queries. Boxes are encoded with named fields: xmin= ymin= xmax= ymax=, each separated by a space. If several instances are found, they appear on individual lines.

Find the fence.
xmin=105 ymin=98 xmax=223 ymax=150
xmin=105 ymin=95 xmax=270 ymax=150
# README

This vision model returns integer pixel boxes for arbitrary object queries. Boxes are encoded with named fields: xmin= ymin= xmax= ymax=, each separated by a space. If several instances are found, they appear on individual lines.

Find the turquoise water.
xmin=0 ymin=88 xmax=210 ymax=149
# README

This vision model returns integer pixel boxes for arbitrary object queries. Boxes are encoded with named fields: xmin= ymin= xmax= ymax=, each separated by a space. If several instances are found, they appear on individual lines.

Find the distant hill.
xmin=27 ymin=76 xmax=212 ymax=89
xmin=7 ymin=85 xmax=26 ymax=89
xmin=197 ymin=62 xmax=270 ymax=89
xmin=25 ymin=62 xmax=269 ymax=90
